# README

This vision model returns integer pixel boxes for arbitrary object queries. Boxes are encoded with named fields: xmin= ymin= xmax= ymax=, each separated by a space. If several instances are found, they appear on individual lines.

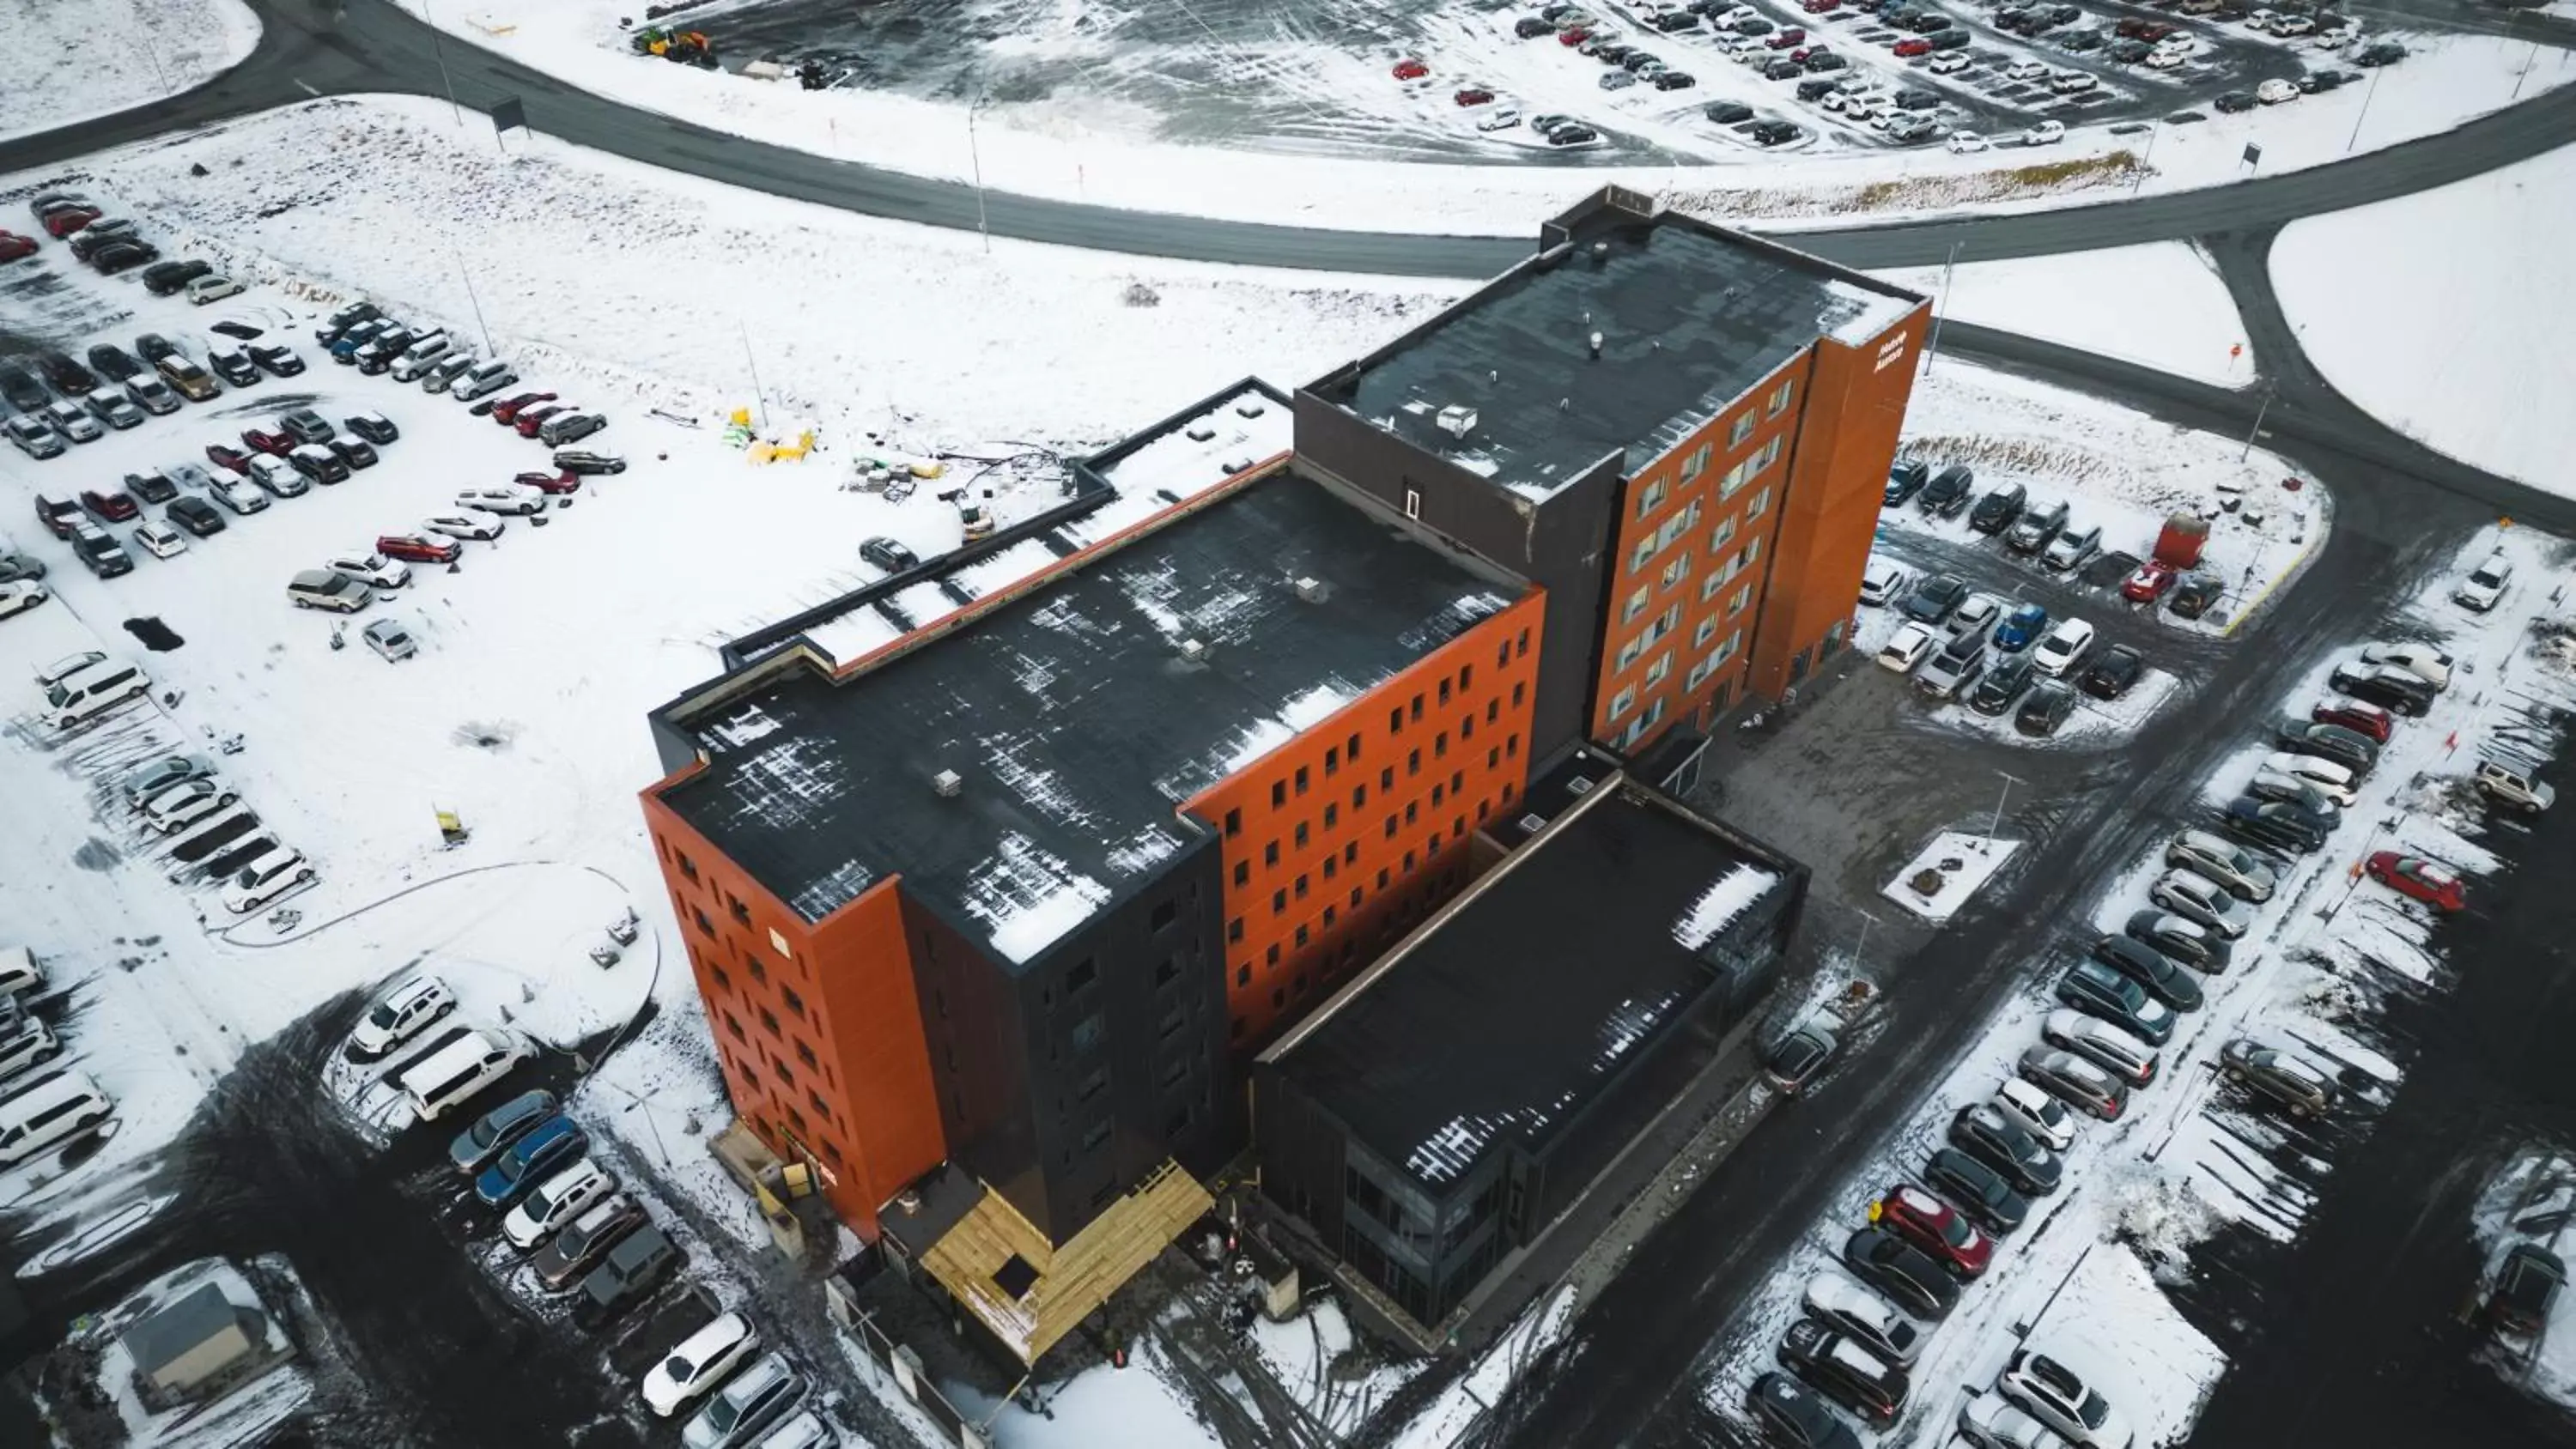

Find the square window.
xmin=1149 ymin=900 xmax=1177 ymax=931
xmin=1768 ymin=379 xmax=1794 ymax=415
xmin=1268 ymin=943 xmax=1281 ymax=966
xmin=1228 ymin=917 xmax=1244 ymax=943
xmin=1295 ymin=875 xmax=1309 ymax=900
xmin=1223 ymin=808 xmax=1241 ymax=837
xmin=1273 ymin=888 xmax=1286 ymax=914
xmin=1294 ymin=766 xmax=1309 ymax=796
xmin=1237 ymin=963 xmax=1251 ymax=986
xmin=1265 ymin=840 xmax=1280 ymax=866
xmin=1067 ymin=958 xmax=1097 ymax=992
xmin=1728 ymin=413 xmax=1755 ymax=447
xmin=1295 ymin=822 xmax=1310 ymax=848
xmin=1234 ymin=861 xmax=1249 ymax=888
xmin=1272 ymin=780 xmax=1285 ymax=808
xmin=1635 ymin=477 xmax=1668 ymax=518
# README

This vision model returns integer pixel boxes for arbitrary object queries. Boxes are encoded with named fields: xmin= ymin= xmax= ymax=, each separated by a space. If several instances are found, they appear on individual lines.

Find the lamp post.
xmin=2240 ymin=385 xmax=2275 ymax=463
xmin=968 ymin=88 xmax=992 ymax=256
xmin=421 ymin=0 xmax=465 ymax=125
xmin=1989 ymin=768 xmax=2024 ymax=846
xmin=1923 ymin=238 xmax=1962 ymax=373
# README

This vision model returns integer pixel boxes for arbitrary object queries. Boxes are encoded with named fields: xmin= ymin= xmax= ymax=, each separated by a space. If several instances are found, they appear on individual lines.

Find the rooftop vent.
xmin=1235 ymin=400 xmax=1267 ymax=419
xmin=1435 ymin=404 xmax=1478 ymax=439
xmin=1223 ymin=457 xmax=1253 ymax=474
xmin=1567 ymin=774 xmax=1595 ymax=795
xmin=1294 ymin=576 xmax=1327 ymax=603
xmin=1518 ymin=812 xmax=1548 ymax=833
xmin=1180 ymin=638 xmax=1209 ymax=661
xmin=1589 ymin=331 xmax=1605 ymax=360
xmin=933 ymin=769 xmax=963 ymax=798
xmin=1185 ymin=422 xmax=1218 ymax=442
xmin=1590 ymin=240 xmax=1610 ymax=265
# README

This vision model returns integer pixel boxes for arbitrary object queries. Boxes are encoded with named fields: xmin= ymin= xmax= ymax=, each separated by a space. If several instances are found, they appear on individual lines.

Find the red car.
xmin=0 ymin=232 xmax=35 ymax=264
xmin=513 ymin=470 xmax=583 ymax=496
xmin=489 ymin=391 xmax=556 ymax=425
xmin=1875 ymin=1183 xmax=1990 ymax=1278
xmin=80 ymin=488 xmax=139 ymax=523
xmin=514 ymin=403 xmax=573 ymax=438
xmin=206 ymin=443 xmax=252 ymax=474
xmin=2312 ymin=699 xmax=2393 ymax=743
xmin=377 ymin=531 xmax=464 ymax=565
xmin=1558 ymin=25 xmax=1591 ymax=45
xmin=1802 ymin=0 xmax=1840 ymax=11
xmin=242 ymin=426 xmax=295 ymax=456
xmin=2366 ymin=852 xmax=2465 ymax=912
xmin=1893 ymin=36 xmax=1933 ymax=54
xmin=2121 ymin=560 xmax=2178 ymax=603
xmin=1454 ymin=87 xmax=1494 ymax=106
xmin=40 ymin=208 xmax=100 ymax=239
xmin=1768 ymin=27 xmax=1808 ymax=46
xmin=1393 ymin=57 xmax=1429 ymax=79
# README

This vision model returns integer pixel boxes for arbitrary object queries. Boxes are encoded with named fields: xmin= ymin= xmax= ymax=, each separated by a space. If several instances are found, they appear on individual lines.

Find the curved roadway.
xmin=4 ymin=0 xmax=2575 ymax=278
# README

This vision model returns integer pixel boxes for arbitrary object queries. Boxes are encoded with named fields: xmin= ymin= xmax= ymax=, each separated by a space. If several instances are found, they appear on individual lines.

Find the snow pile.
xmin=1880 ymin=830 xmax=2020 ymax=925
xmin=0 ymin=0 xmax=261 ymax=142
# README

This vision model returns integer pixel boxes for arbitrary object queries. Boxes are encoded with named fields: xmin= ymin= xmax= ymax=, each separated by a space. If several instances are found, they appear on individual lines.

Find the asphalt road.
xmin=4 ymin=0 xmax=2576 ymax=279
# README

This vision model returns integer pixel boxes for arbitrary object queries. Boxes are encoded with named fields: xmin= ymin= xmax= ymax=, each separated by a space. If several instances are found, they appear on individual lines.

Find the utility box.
xmin=2154 ymin=511 xmax=2209 ymax=569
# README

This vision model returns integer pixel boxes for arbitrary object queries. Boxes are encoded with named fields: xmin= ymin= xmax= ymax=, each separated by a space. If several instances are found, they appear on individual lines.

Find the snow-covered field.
xmin=1692 ymin=522 xmax=2570 ymax=1447
xmin=403 ymin=0 xmax=2570 ymax=234
xmin=2271 ymin=136 xmax=2576 ymax=497
xmin=1882 ymin=241 xmax=2252 ymax=387
xmin=0 ymin=0 xmax=262 ymax=142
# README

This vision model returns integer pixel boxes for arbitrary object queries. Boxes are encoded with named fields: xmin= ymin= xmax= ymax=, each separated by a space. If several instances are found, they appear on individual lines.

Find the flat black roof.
xmin=1265 ymin=779 xmax=1792 ymax=1191
xmin=658 ymin=470 xmax=1520 ymax=963
xmin=1321 ymin=201 xmax=1919 ymax=504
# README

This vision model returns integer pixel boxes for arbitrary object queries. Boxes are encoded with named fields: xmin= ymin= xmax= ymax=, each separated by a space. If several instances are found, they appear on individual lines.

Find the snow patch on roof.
xmin=965 ymin=834 xmax=1113 ymax=965
xmin=705 ymin=706 xmax=783 ymax=749
xmin=1673 ymin=862 xmax=1781 ymax=950
xmin=702 ymin=732 xmax=849 ymax=834
xmin=1220 ymin=718 xmax=1300 ymax=776
xmin=1104 ymin=824 xmax=1186 ymax=878
xmin=1821 ymin=278 xmax=1917 ymax=348
xmin=790 ymin=858 xmax=878 ymax=919
xmin=1407 ymin=1099 xmax=1571 ymax=1187
xmin=952 ymin=537 xmax=1063 ymax=597
xmin=1095 ymin=384 xmax=1291 ymax=500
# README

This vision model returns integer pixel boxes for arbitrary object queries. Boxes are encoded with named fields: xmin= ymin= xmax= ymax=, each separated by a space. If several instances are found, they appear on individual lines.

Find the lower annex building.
xmin=639 ymin=187 xmax=1919 ymax=1366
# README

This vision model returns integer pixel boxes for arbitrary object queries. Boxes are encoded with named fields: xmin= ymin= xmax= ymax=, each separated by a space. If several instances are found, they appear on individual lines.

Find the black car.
xmin=2015 ymin=682 xmax=2077 ymax=737
xmin=2088 ymin=933 xmax=2204 ymax=1009
xmin=39 ymin=354 xmax=98 ymax=395
xmin=1841 ymin=1227 xmax=1959 ymax=1319
xmin=166 ymin=496 xmax=227 ymax=537
xmin=125 ymin=470 xmax=178 ymax=505
xmin=136 ymin=333 xmax=183 ymax=364
xmin=1923 ymin=1148 xmax=2030 ymax=1233
xmin=1968 ymin=652 xmax=2036 ymax=716
xmin=2298 ymin=70 xmax=2348 ymax=93
xmin=1653 ymin=9 xmax=1704 ymax=28
xmin=1709 ymin=99 xmax=1759 ymax=122
xmin=2060 ymin=27 xmax=2106 ymax=48
xmin=328 ymin=437 xmax=380 ymax=470
xmin=1886 ymin=459 xmax=1930 ymax=506
xmin=1919 ymin=464 xmax=1972 ymax=517
xmin=248 ymin=343 xmax=306 ymax=377
xmin=2125 ymin=909 xmax=2232 ymax=973
xmin=2330 ymin=663 xmax=2433 ymax=718
xmin=1516 ymin=14 xmax=1556 ymax=36
xmin=1547 ymin=124 xmax=1601 ymax=146
xmin=1779 ymin=1318 xmax=1907 ymax=1427
xmin=2488 ymin=1245 xmax=2564 ymax=1336
xmin=2354 ymin=39 xmax=2404 ymax=65
xmin=94 ymin=242 xmax=160 ymax=276
xmin=1968 ymin=482 xmax=2026 ymax=534
xmin=1949 ymin=1104 xmax=2063 ymax=1195
xmin=2077 ymin=644 xmax=2145 ymax=700
xmin=87 ymin=344 xmax=143 ymax=383
xmin=1794 ymin=78 xmax=1839 ymax=100
xmin=210 ymin=319 xmax=264 ymax=341
xmin=2110 ymin=37 xmax=2152 ymax=60
xmin=1653 ymin=70 xmax=1698 ymax=88
xmin=140 ymin=258 xmax=210 ymax=295
xmin=2057 ymin=958 xmax=2175 ymax=1043
xmin=575 ymin=1224 xmax=683 ymax=1329
xmin=1803 ymin=51 xmax=1847 ymax=71
xmin=1910 ymin=9 xmax=1950 ymax=27
xmin=2221 ymin=797 xmax=2326 ymax=856
xmin=1928 ymin=26 xmax=1971 ymax=47
xmin=1901 ymin=573 xmax=1970 ymax=624
xmin=208 ymin=349 xmax=261 ymax=387
xmin=315 ymin=300 xmax=382 ymax=346
xmin=0 ymin=366 xmax=47 ymax=413
xmin=860 ymin=536 xmax=919 ymax=573
xmin=2275 ymin=718 xmax=2379 ymax=774
xmin=1762 ymin=1024 xmax=1839 ymax=1094
xmin=2167 ymin=571 xmax=2222 ymax=618
xmin=1747 ymin=1372 xmax=1865 ymax=1449
xmin=1766 ymin=57 xmax=1807 ymax=79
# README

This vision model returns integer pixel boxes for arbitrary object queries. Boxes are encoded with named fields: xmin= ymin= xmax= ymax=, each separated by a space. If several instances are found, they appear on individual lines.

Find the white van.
xmin=400 ymin=1027 xmax=529 ymax=1122
xmin=0 ymin=1071 xmax=112 ymax=1165
xmin=0 ymin=947 xmax=44 ymax=999
xmin=46 ymin=658 xmax=150 ymax=731
xmin=390 ymin=332 xmax=453 ymax=382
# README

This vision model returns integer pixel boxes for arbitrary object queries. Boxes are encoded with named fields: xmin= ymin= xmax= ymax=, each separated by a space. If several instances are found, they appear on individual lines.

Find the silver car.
xmin=83 ymin=388 xmax=145 ymax=430
xmin=363 ymin=618 xmax=417 ymax=662
xmin=680 ymin=1352 xmax=806 ymax=1449
xmin=2148 ymin=869 xmax=2257 ymax=940
xmin=125 ymin=376 xmax=182 ymax=415
xmin=2165 ymin=829 xmax=2276 ymax=902
xmin=121 ymin=754 xmax=215 ymax=808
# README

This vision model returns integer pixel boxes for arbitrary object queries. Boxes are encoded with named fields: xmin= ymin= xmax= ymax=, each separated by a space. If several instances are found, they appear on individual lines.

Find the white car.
xmin=2259 ymin=751 xmax=2357 ymax=805
xmin=2149 ymin=869 xmax=2257 ymax=939
xmin=2454 ymin=552 xmax=2511 ymax=612
xmin=222 ymin=846 xmax=315 ymax=914
xmin=0 ymin=579 xmax=46 ymax=621
xmin=1946 ymin=130 xmax=1990 ymax=153
xmin=2024 ymin=119 xmax=2065 ymax=146
xmin=2243 ymin=6 xmax=2279 ymax=24
xmin=1928 ymin=50 xmax=1970 ymax=72
xmin=2257 ymin=76 xmax=2299 ymax=103
xmin=1990 ymin=1076 xmax=2077 ymax=1153
xmin=1877 ymin=621 xmax=1941 ymax=673
xmin=1959 ymin=1388 xmax=2069 ymax=1449
xmin=1476 ymin=106 xmax=1522 ymax=132
xmin=142 ymin=777 xmax=240 ymax=834
xmin=1859 ymin=559 xmax=1913 ymax=607
xmin=503 ymin=1157 xmax=617 ymax=1250
xmin=134 ymin=521 xmax=188 ymax=560
xmin=1996 ymin=1349 xmax=2135 ymax=1449
xmin=248 ymin=454 xmax=307 ymax=497
xmin=2359 ymin=640 xmax=2452 ymax=688
xmin=1954 ymin=592 xmax=2004 ymax=634
xmin=423 ymin=513 xmax=506 ymax=543
xmin=1803 ymin=1271 xmax=1929 ymax=1366
xmin=330 ymin=553 xmax=412 ymax=590
xmin=644 ymin=1311 xmax=761 ymax=1416
xmin=752 ymin=1411 xmax=835 ymax=1449
xmin=212 ymin=476 xmax=270 ymax=514
xmin=121 ymin=754 xmax=215 ymax=808
xmin=36 ymin=650 xmax=106 ymax=688
xmin=350 ymin=975 xmax=455 ymax=1058
xmin=186 ymin=274 xmax=246 ymax=305
xmin=455 ymin=485 xmax=546 ymax=517
xmin=2006 ymin=59 xmax=2047 ymax=80
xmin=2270 ymin=13 xmax=2314 ymax=34
xmin=2032 ymin=617 xmax=2095 ymax=676
xmin=2050 ymin=70 xmax=2098 ymax=93
xmin=363 ymin=617 xmax=419 ymax=662
xmin=2144 ymin=47 xmax=2185 ymax=68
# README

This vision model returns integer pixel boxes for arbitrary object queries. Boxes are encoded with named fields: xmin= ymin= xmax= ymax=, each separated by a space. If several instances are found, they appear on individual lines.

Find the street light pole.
xmin=1923 ymin=239 xmax=1962 ymax=373
xmin=1989 ymin=768 xmax=2025 ymax=845
xmin=422 ymin=0 xmax=465 ymax=126
xmin=968 ymin=89 xmax=992 ymax=256
xmin=2131 ymin=117 xmax=2160 ymax=194
xmin=2239 ymin=385 xmax=2275 ymax=463
xmin=454 ymin=248 xmax=495 ymax=356
xmin=739 ymin=318 xmax=770 ymax=429
xmin=2345 ymin=64 xmax=2382 ymax=153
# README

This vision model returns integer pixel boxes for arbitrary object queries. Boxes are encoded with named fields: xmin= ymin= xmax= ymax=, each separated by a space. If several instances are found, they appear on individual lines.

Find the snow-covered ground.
xmin=403 ymin=0 xmax=2570 ymax=234
xmin=1694 ymin=521 xmax=2568 ymax=1447
xmin=1880 ymin=242 xmax=2252 ymax=387
xmin=2470 ymin=1145 xmax=2576 ymax=1410
xmin=2271 ymin=136 xmax=2576 ymax=497
xmin=0 ymin=0 xmax=262 ymax=142
xmin=1880 ymin=831 xmax=2020 ymax=925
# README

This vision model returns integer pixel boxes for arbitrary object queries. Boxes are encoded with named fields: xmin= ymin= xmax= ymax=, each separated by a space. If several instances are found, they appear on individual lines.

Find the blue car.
xmin=474 ymin=1114 xmax=586 ymax=1208
xmin=1994 ymin=603 xmax=2050 ymax=652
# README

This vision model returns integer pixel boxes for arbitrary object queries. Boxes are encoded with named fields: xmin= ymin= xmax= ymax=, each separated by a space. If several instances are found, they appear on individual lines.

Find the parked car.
xmin=2366 ymin=852 xmax=2465 ymax=912
xmin=860 ymin=537 xmax=920 ymax=573
xmin=1858 ymin=558 xmax=1912 ymax=608
xmin=1875 ymin=1183 xmax=1990 ymax=1280
xmin=534 ymin=1193 xmax=648 ymax=1291
xmin=377 ymin=532 xmax=463 ymax=565
xmin=677 ymin=1349 xmax=803 ymax=1448
xmin=249 ymin=343 xmax=307 ymax=377
xmin=1948 ymin=1103 xmax=2063 ymax=1195
xmin=2359 ymin=640 xmax=2453 ymax=689
xmin=1877 ymin=621 xmax=1940 ymax=674
xmin=2041 ymin=523 xmax=2100 ymax=572
xmin=361 ymin=617 xmax=418 ymax=662
xmin=186 ymin=274 xmax=246 ymax=305
xmin=1779 ymin=1317 xmax=1908 ymax=1427
xmin=581 ymin=1225 xmax=683 ymax=1328
xmin=2014 ymin=683 xmax=2077 ymax=738
xmin=1915 ymin=631 xmax=1986 ymax=700
xmin=645 ymin=1310 xmax=763 ymax=1416
xmin=1901 ymin=573 xmax=1970 ymax=625
xmin=120 ymin=755 xmax=213 ymax=808
xmin=349 ymin=975 xmax=455 ymax=1059
xmin=2166 ymin=828 xmax=2277 ymax=903
xmin=2041 ymin=1009 xmax=2160 ymax=1091
xmin=43 ymin=400 xmax=103 ymax=444
xmin=504 ymin=1157 xmax=617 ymax=1250
xmin=287 ymin=568 xmax=372 ymax=613
xmin=1959 ymin=1389 xmax=2075 ymax=1449
xmin=2310 ymin=698 xmax=2393 ymax=743
xmin=1747 ymin=1371 xmax=1868 ymax=1449
xmin=1990 ymin=1076 xmax=2076 ymax=1152
xmin=210 ymin=475 xmax=269 ymax=516
xmin=347 ymin=410 xmax=399 ymax=444
xmin=2125 ymin=909 xmax=2232 ymax=973
xmin=457 ymin=485 xmax=547 ymax=517
xmin=1967 ymin=652 xmax=2036 ymax=716
xmin=1763 ymin=1022 xmax=1840 ymax=1093
xmin=2077 ymin=645 xmax=2143 ymax=700
xmin=2275 ymin=718 xmax=2379 ymax=775
xmin=81 ymin=488 xmax=140 ymax=523
xmin=2056 ymin=958 xmax=2174 ymax=1043
xmin=330 ymin=553 xmax=412 ymax=590
xmin=2148 ymin=869 xmax=2257 ymax=939
xmin=206 ymin=347 xmax=261 ymax=387
xmin=2220 ymin=797 xmax=2326 ymax=855
xmin=133 ymin=520 xmax=187 ymax=560
xmin=328 ymin=437 xmax=380 ymax=470
xmin=1923 ymin=1148 xmax=2029 ymax=1234
xmin=448 ymin=1088 xmax=562 ymax=1173
xmin=489 ymin=392 xmax=554 ymax=426
xmin=1992 ymin=603 xmax=2050 ymax=652
xmin=2219 ymin=1038 xmax=2338 ymax=1117
xmin=476 ymin=1114 xmax=589 ymax=1208
xmin=2031 ymin=618 xmax=2095 ymax=677
xmin=125 ymin=375 xmax=180 ymax=415
xmin=2006 ymin=498 xmax=2069 ymax=554
xmin=1841 ymin=1226 xmax=1959 ymax=1319
xmin=2088 ymin=933 xmax=2203 ymax=1007
xmin=2453 ymin=552 xmax=2512 ymax=612
xmin=2330 ymin=662 xmax=2434 ymax=717
xmin=423 ymin=513 xmax=506 ymax=543
xmin=0 ymin=580 xmax=48 ymax=621
xmin=1996 ymin=1349 xmax=2132 ymax=1449
xmin=222 ymin=846 xmax=313 ymax=913
xmin=1885 ymin=459 xmax=1929 ymax=506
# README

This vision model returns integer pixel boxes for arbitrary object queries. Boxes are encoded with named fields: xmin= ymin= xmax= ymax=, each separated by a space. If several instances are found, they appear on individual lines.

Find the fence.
xmin=824 ymin=1274 xmax=990 ymax=1449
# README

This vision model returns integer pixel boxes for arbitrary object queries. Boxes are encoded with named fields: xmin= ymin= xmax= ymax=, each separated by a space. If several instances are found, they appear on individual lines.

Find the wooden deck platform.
xmin=919 ymin=1160 xmax=1212 ymax=1365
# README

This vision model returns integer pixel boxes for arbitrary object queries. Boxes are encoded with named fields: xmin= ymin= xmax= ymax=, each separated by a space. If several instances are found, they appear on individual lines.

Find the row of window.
xmin=1632 ymin=377 xmax=1795 ymax=524
xmin=1227 ymin=861 xmax=1469 ymax=1041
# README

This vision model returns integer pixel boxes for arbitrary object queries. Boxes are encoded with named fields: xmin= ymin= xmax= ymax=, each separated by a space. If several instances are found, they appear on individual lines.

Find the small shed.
xmin=121 ymin=1281 xmax=266 ymax=1402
